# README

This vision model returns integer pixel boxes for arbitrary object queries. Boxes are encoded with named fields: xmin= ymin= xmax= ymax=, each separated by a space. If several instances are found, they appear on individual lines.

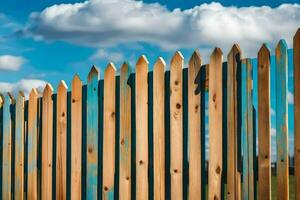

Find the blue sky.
xmin=0 ymin=0 xmax=299 ymax=160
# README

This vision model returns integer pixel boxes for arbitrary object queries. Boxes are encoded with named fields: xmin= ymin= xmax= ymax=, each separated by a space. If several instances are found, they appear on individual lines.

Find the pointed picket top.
xmin=258 ymin=43 xmax=271 ymax=57
xmin=136 ymin=55 xmax=149 ymax=69
xmin=171 ymin=51 xmax=184 ymax=64
xmin=228 ymin=44 xmax=241 ymax=58
xmin=189 ymin=50 xmax=201 ymax=66
xmin=43 ymin=83 xmax=53 ymax=97
xmin=0 ymin=94 xmax=3 ymax=105
xmin=58 ymin=80 xmax=68 ymax=94
xmin=17 ymin=91 xmax=25 ymax=102
xmin=88 ymin=65 xmax=100 ymax=82
xmin=154 ymin=57 xmax=166 ymax=71
xmin=210 ymin=47 xmax=223 ymax=58
xmin=2 ymin=92 xmax=14 ymax=104
xmin=105 ymin=62 xmax=117 ymax=75
xmin=294 ymin=28 xmax=300 ymax=42
xmin=276 ymin=39 xmax=288 ymax=52
xmin=29 ymin=88 xmax=39 ymax=98
xmin=72 ymin=74 xmax=82 ymax=88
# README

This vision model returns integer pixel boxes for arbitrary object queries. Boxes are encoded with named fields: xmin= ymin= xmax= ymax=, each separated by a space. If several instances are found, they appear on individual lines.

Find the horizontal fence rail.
xmin=0 ymin=28 xmax=300 ymax=200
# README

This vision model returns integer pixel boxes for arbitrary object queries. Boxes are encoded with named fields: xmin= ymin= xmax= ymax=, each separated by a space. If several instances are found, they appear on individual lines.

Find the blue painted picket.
xmin=86 ymin=66 xmax=100 ymax=199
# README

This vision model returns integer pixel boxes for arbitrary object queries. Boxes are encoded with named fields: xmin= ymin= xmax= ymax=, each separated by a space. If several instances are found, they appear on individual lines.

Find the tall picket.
xmin=86 ymin=66 xmax=100 ymax=199
xmin=102 ymin=63 xmax=116 ymax=200
xmin=188 ymin=50 xmax=201 ymax=200
xmin=27 ymin=89 xmax=39 ymax=200
xmin=42 ymin=84 xmax=54 ymax=200
xmin=208 ymin=48 xmax=223 ymax=200
xmin=56 ymin=81 xmax=68 ymax=200
xmin=15 ymin=92 xmax=25 ymax=200
xmin=170 ymin=51 xmax=183 ymax=200
xmin=153 ymin=57 xmax=166 ymax=200
xmin=294 ymin=28 xmax=300 ymax=200
xmin=119 ymin=62 xmax=132 ymax=200
xmin=136 ymin=55 xmax=149 ymax=200
xmin=258 ymin=44 xmax=271 ymax=200
xmin=2 ymin=93 xmax=13 ymax=200
xmin=71 ymin=75 xmax=83 ymax=200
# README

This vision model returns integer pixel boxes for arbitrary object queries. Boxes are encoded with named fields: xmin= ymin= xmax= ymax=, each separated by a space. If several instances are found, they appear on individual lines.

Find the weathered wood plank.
xmin=275 ymin=40 xmax=289 ymax=200
xmin=71 ymin=75 xmax=83 ymax=200
xmin=246 ymin=59 xmax=254 ymax=200
xmin=86 ymin=66 xmax=100 ymax=200
xmin=227 ymin=44 xmax=241 ymax=200
xmin=42 ymin=83 xmax=54 ymax=200
xmin=136 ymin=55 xmax=149 ymax=200
xmin=153 ymin=57 xmax=166 ymax=200
xmin=2 ymin=93 xmax=13 ymax=200
xmin=170 ymin=51 xmax=183 ymax=200
xmin=294 ymin=28 xmax=300 ymax=200
xmin=241 ymin=59 xmax=249 ymax=200
xmin=208 ymin=48 xmax=223 ymax=200
xmin=15 ymin=92 xmax=25 ymax=200
xmin=258 ymin=44 xmax=271 ymax=200
xmin=188 ymin=50 xmax=201 ymax=200
xmin=27 ymin=88 xmax=39 ymax=200
xmin=102 ymin=63 xmax=116 ymax=200
xmin=56 ymin=81 xmax=68 ymax=200
xmin=119 ymin=62 xmax=132 ymax=200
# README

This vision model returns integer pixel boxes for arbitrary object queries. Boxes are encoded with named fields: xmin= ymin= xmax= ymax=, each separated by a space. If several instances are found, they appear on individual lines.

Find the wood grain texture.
xmin=227 ymin=44 xmax=241 ymax=200
xmin=86 ymin=66 xmax=100 ymax=200
xmin=42 ymin=83 xmax=54 ymax=200
xmin=15 ymin=92 xmax=25 ymax=200
xmin=71 ymin=75 xmax=83 ymax=200
xmin=102 ymin=63 xmax=116 ymax=200
xmin=153 ymin=57 xmax=166 ymax=200
xmin=119 ymin=62 xmax=132 ymax=200
xmin=135 ymin=55 xmax=149 ymax=200
xmin=258 ymin=44 xmax=271 ymax=200
xmin=2 ymin=93 xmax=13 ymax=200
xmin=275 ymin=40 xmax=289 ymax=200
xmin=27 ymin=89 xmax=39 ymax=200
xmin=208 ymin=48 xmax=223 ymax=200
xmin=246 ymin=59 xmax=254 ymax=200
xmin=241 ymin=59 xmax=249 ymax=200
xmin=188 ymin=50 xmax=201 ymax=200
xmin=56 ymin=81 xmax=68 ymax=200
xmin=294 ymin=28 xmax=300 ymax=200
xmin=170 ymin=51 xmax=183 ymax=200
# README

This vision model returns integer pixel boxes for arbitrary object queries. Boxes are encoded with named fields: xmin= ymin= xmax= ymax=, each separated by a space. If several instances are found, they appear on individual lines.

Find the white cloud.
xmin=288 ymin=91 xmax=294 ymax=104
xmin=0 ymin=55 xmax=26 ymax=71
xmin=22 ymin=0 xmax=300 ymax=59
xmin=0 ymin=79 xmax=47 ymax=98
xmin=90 ymin=49 xmax=124 ymax=63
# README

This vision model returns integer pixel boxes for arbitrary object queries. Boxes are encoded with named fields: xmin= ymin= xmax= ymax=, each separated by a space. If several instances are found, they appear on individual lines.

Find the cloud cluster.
xmin=0 ymin=55 xmax=26 ymax=71
xmin=0 ymin=79 xmax=47 ymax=98
xmin=22 ymin=0 xmax=300 ymax=58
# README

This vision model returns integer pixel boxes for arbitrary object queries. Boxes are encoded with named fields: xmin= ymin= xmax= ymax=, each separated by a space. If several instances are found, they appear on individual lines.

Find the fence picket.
xmin=102 ymin=63 xmax=116 ymax=200
xmin=27 ymin=88 xmax=39 ymax=200
xmin=275 ymin=40 xmax=289 ymax=200
xmin=56 ymin=81 xmax=68 ymax=200
xmin=86 ymin=66 xmax=100 ymax=199
xmin=119 ymin=62 xmax=132 ymax=200
xmin=188 ymin=50 xmax=201 ymax=200
xmin=153 ymin=57 xmax=166 ymax=200
xmin=170 ymin=51 xmax=183 ymax=200
xmin=42 ymin=84 xmax=54 ymax=200
xmin=208 ymin=48 xmax=223 ymax=200
xmin=258 ymin=44 xmax=271 ymax=200
xmin=227 ymin=44 xmax=241 ymax=200
xmin=136 ymin=55 xmax=149 ymax=200
xmin=15 ymin=92 xmax=25 ymax=200
xmin=71 ymin=75 xmax=83 ymax=200
xmin=2 ymin=93 xmax=13 ymax=200
xmin=294 ymin=28 xmax=300 ymax=200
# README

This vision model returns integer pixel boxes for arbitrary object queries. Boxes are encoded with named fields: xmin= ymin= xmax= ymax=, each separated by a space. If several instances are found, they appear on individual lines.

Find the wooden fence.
xmin=0 ymin=29 xmax=300 ymax=200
